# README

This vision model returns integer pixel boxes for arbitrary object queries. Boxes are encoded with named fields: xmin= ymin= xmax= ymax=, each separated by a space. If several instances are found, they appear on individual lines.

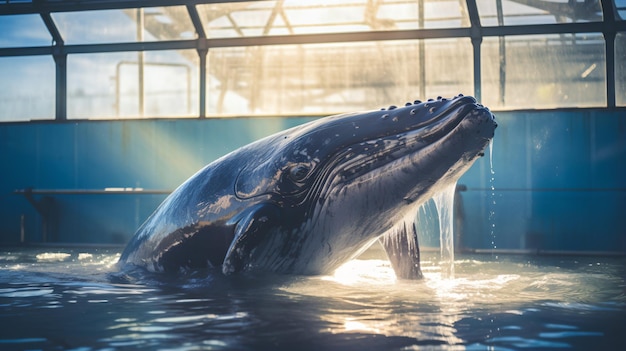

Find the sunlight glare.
xmin=423 ymin=271 xmax=520 ymax=303
xmin=35 ymin=252 xmax=71 ymax=262
xmin=323 ymin=259 xmax=396 ymax=286
xmin=343 ymin=319 xmax=381 ymax=334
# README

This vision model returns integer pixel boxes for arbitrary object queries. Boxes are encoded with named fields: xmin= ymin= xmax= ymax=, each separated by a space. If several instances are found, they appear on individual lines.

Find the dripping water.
xmin=488 ymin=140 xmax=497 ymax=258
xmin=433 ymin=181 xmax=457 ymax=279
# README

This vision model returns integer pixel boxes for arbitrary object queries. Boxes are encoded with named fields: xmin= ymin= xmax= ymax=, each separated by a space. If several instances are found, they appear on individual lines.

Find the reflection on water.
xmin=0 ymin=246 xmax=624 ymax=350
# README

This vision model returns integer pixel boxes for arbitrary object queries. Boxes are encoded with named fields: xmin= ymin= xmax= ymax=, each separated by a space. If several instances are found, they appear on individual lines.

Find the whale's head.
xmin=236 ymin=95 xmax=495 ymax=207
xmin=229 ymin=95 xmax=496 ymax=274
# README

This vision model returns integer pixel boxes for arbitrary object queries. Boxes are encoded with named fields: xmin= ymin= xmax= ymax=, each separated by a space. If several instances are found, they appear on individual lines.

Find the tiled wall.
xmin=1 ymin=109 xmax=624 ymax=253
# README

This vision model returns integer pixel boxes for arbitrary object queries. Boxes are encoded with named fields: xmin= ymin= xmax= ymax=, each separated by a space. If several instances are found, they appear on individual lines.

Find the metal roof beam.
xmin=482 ymin=22 xmax=607 ymax=36
xmin=39 ymin=12 xmax=64 ymax=45
xmin=3 ymin=19 xmax=625 ymax=58
xmin=600 ymin=0 xmax=618 ymax=108
xmin=465 ymin=0 xmax=483 ymax=102
xmin=185 ymin=4 xmax=208 ymax=118
xmin=0 ymin=0 xmax=256 ymax=16
xmin=186 ymin=4 xmax=206 ymax=39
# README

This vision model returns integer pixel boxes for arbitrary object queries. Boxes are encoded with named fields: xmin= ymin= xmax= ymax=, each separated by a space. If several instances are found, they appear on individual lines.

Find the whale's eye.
xmin=288 ymin=164 xmax=310 ymax=182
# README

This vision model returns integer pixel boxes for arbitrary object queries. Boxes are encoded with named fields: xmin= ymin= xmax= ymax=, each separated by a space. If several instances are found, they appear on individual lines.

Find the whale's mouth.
xmin=332 ymin=98 xmax=496 ymax=183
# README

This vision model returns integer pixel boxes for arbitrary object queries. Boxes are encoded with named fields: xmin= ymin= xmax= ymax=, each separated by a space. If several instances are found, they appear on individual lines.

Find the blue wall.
xmin=1 ymin=109 xmax=625 ymax=253
xmin=460 ymin=109 xmax=626 ymax=253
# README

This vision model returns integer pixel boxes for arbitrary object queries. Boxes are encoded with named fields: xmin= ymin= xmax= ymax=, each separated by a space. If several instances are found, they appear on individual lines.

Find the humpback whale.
xmin=119 ymin=95 xmax=496 ymax=279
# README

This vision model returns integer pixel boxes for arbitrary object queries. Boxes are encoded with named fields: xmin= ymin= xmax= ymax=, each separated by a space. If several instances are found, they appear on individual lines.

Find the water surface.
xmin=1 ymin=245 xmax=624 ymax=350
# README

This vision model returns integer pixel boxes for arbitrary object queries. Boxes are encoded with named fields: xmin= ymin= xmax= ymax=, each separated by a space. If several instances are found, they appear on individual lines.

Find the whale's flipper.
xmin=222 ymin=204 xmax=280 ymax=275
xmin=379 ymin=220 xmax=423 ymax=280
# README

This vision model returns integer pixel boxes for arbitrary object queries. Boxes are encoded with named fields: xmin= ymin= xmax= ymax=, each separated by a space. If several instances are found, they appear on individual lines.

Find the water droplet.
xmin=381 ymin=114 xmax=389 ymax=119
xmin=410 ymin=109 xmax=417 ymax=115
xmin=388 ymin=105 xmax=397 ymax=110
xmin=405 ymin=102 xmax=412 ymax=106
xmin=429 ymin=107 xmax=435 ymax=113
xmin=414 ymin=100 xmax=422 ymax=104
xmin=392 ymin=116 xmax=399 ymax=122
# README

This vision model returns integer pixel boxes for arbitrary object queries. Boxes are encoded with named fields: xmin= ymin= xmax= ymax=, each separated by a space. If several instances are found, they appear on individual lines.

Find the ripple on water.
xmin=35 ymin=252 xmax=71 ymax=262
xmin=486 ymin=336 xmax=571 ymax=349
xmin=0 ymin=338 xmax=48 ymax=345
xmin=0 ymin=287 xmax=54 ymax=298
xmin=0 ymin=247 xmax=624 ymax=351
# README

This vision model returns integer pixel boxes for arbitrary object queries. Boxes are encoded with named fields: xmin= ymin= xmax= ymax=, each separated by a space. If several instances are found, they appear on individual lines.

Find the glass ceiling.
xmin=2 ymin=0 xmax=621 ymax=46
xmin=0 ymin=13 xmax=51 ymax=48
xmin=51 ymin=7 xmax=197 ymax=45
xmin=476 ymin=0 xmax=603 ymax=25
xmin=0 ymin=0 xmax=625 ymax=121
xmin=196 ymin=0 xmax=471 ymax=37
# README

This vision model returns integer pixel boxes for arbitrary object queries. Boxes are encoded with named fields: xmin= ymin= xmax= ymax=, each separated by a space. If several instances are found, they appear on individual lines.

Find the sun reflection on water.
xmin=35 ymin=252 xmax=71 ymax=262
xmin=313 ymin=258 xmax=475 ymax=345
xmin=341 ymin=319 xmax=382 ymax=334
xmin=322 ymin=259 xmax=396 ymax=286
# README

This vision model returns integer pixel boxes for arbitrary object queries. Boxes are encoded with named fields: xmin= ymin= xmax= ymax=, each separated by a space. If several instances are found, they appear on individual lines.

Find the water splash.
xmin=433 ymin=182 xmax=457 ymax=279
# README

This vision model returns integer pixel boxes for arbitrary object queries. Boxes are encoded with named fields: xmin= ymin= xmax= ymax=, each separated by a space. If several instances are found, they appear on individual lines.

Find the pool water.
xmin=1 ymin=245 xmax=624 ymax=350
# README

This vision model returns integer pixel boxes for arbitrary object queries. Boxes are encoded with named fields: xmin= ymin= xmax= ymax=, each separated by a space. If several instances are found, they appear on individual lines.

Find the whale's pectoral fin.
xmin=379 ymin=220 xmax=423 ymax=280
xmin=222 ymin=203 xmax=279 ymax=275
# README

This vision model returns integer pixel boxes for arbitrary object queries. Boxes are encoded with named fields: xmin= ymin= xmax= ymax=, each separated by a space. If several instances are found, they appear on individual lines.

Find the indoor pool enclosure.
xmin=1 ymin=1 xmax=625 ymax=350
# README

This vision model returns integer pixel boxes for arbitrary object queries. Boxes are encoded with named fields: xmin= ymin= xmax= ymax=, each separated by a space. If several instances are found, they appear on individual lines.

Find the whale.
xmin=118 ymin=95 xmax=496 ymax=279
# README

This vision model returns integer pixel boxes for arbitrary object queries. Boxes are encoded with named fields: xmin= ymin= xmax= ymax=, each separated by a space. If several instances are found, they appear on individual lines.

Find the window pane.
xmin=616 ymin=0 xmax=626 ymax=20
xmin=198 ymin=0 xmax=469 ymax=38
xmin=68 ymin=50 xmax=198 ymax=119
xmin=207 ymin=39 xmax=473 ymax=116
xmin=52 ymin=7 xmax=195 ymax=45
xmin=0 ymin=56 xmax=55 ymax=121
xmin=482 ymin=33 xmax=606 ymax=110
xmin=617 ymin=32 xmax=626 ymax=106
xmin=0 ymin=14 xmax=52 ymax=48
xmin=476 ymin=0 xmax=603 ymax=26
